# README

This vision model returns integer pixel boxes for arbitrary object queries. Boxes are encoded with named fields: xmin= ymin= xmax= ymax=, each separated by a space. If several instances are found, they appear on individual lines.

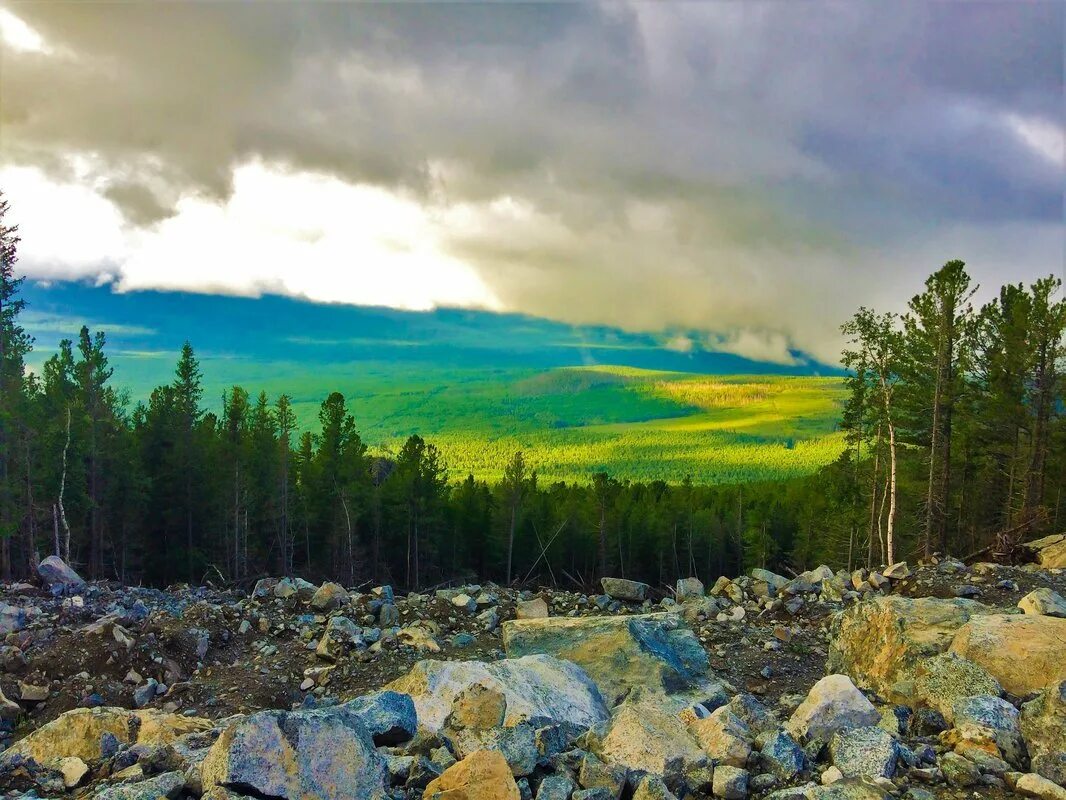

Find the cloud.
xmin=0 ymin=1 xmax=1060 ymax=365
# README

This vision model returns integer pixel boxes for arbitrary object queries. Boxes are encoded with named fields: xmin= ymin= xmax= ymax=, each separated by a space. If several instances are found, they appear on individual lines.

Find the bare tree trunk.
xmin=58 ymin=406 xmax=72 ymax=563
xmin=506 ymin=502 xmax=516 ymax=586
xmin=886 ymin=417 xmax=897 ymax=565
xmin=867 ymin=423 xmax=882 ymax=567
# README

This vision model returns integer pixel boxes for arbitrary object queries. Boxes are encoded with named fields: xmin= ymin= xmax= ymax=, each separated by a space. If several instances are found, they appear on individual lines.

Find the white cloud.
xmin=1006 ymin=113 xmax=1065 ymax=167
xmin=705 ymin=329 xmax=800 ymax=366
xmin=4 ymin=160 xmax=503 ymax=313
xmin=0 ymin=8 xmax=48 ymax=53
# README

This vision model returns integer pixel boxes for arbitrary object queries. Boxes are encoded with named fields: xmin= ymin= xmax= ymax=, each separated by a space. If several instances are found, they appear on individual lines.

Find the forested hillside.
xmin=1 ymin=194 xmax=1064 ymax=589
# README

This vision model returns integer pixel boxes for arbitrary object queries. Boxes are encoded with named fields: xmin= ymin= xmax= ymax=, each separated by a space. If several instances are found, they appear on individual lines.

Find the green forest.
xmin=1 ymin=192 xmax=1064 ymax=589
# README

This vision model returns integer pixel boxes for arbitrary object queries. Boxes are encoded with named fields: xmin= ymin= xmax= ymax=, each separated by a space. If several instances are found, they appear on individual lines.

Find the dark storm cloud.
xmin=0 ymin=0 xmax=1061 ymax=362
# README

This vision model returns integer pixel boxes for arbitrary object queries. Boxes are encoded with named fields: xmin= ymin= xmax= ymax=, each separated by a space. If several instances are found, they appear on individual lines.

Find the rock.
xmin=594 ymin=693 xmax=706 ymax=775
xmin=537 ymin=774 xmax=577 ymax=800
xmin=787 ymin=675 xmax=880 ymax=743
xmin=807 ymin=779 xmax=891 ymax=800
xmin=1026 ymin=533 xmax=1066 ymax=569
xmin=316 ymin=615 xmax=363 ymax=660
xmin=274 ymin=576 xmax=316 ymax=600
xmin=252 ymin=577 xmax=278 ymax=597
xmin=951 ymin=695 xmax=1025 ymax=767
xmin=760 ymin=730 xmax=806 ymax=780
xmin=600 ymin=577 xmax=649 ymax=603
xmin=37 ymin=555 xmax=86 ymax=588
xmin=688 ymin=706 xmax=752 ymax=768
xmin=882 ymin=562 xmax=910 ymax=580
xmin=93 ymin=770 xmax=185 ymax=800
xmin=1021 ymin=680 xmax=1066 ymax=786
xmin=1016 ymin=772 xmax=1066 ymax=800
xmin=938 ymin=752 xmax=980 ymax=788
xmin=0 ymin=601 xmax=34 ymax=634
xmin=133 ymin=678 xmax=160 ymax=708
xmin=632 ymin=774 xmax=680 ymax=800
xmin=1 ymin=707 xmax=131 ymax=764
xmin=344 ymin=690 xmax=417 ymax=745
xmin=516 ymin=598 xmax=549 ymax=619
xmin=828 ymin=726 xmax=898 ymax=779
xmin=827 ymin=595 xmax=988 ymax=703
xmin=445 ymin=684 xmax=508 ymax=731
xmin=379 ymin=603 xmax=400 ymax=627
xmin=502 ymin=613 xmax=711 ymax=705
xmin=713 ymin=765 xmax=749 ymax=799
xmin=310 ymin=582 xmax=349 ymax=611
xmin=0 ymin=685 xmax=21 ymax=721
xmin=386 ymin=654 xmax=609 ymax=733
xmin=398 ymin=625 xmax=442 ymax=652
xmin=58 ymin=756 xmax=89 ymax=788
xmin=478 ymin=607 xmax=501 ymax=631
xmin=423 ymin=749 xmax=519 ymax=799
xmin=452 ymin=593 xmax=476 ymax=612
xmin=448 ymin=723 xmax=539 ymax=777
xmin=676 ymin=577 xmax=705 ymax=602
xmin=578 ymin=752 xmax=627 ymax=797
xmin=913 ymin=654 xmax=1002 ymax=721
xmin=200 ymin=705 xmax=387 ymax=800
xmin=948 ymin=613 xmax=1066 ymax=696
xmin=1019 ymin=589 xmax=1066 ymax=618
xmin=18 ymin=681 xmax=48 ymax=703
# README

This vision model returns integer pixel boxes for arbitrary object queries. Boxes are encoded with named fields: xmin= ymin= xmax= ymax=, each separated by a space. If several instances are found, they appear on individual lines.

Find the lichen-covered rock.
xmin=516 ymin=598 xmax=549 ymax=619
xmin=951 ymin=695 xmax=1025 ymax=767
xmin=1019 ymin=589 xmax=1066 ymax=618
xmin=1015 ymin=772 xmax=1066 ymax=800
xmin=688 ymin=706 xmax=752 ymax=768
xmin=827 ymin=595 xmax=988 ymax=703
xmin=386 ymin=654 xmax=609 ymax=732
xmin=600 ymin=577 xmax=649 ymax=603
xmin=593 ymin=693 xmax=706 ymax=775
xmin=759 ymin=730 xmax=806 ymax=780
xmin=948 ymin=614 xmax=1066 ymax=696
xmin=200 ymin=705 xmax=387 ymax=800
xmin=712 ymin=765 xmax=749 ymax=800
xmin=37 ymin=555 xmax=86 ymax=588
xmin=316 ymin=615 xmax=363 ymax=661
xmin=828 ymin=726 xmax=899 ymax=779
xmin=787 ymin=675 xmax=880 ymax=744
xmin=343 ymin=690 xmax=417 ymax=745
xmin=0 ymin=707 xmax=209 ymax=767
xmin=502 ymin=613 xmax=710 ymax=705
xmin=913 ymin=654 xmax=1002 ymax=722
xmin=93 ymin=770 xmax=185 ymax=800
xmin=309 ymin=581 xmax=349 ymax=611
xmin=676 ymin=577 xmax=705 ymax=602
xmin=423 ymin=749 xmax=519 ymax=800
xmin=1021 ymin=680 xmax=1066 ymax=786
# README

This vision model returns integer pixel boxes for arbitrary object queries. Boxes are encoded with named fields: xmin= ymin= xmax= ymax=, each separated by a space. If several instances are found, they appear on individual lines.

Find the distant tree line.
xmin=1 ymin=194 xmax=1064 ymax=588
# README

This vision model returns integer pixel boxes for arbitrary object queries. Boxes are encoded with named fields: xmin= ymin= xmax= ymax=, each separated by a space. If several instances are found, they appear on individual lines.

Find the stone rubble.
xmin=0 ymin=552 xmax=1062 ymax=800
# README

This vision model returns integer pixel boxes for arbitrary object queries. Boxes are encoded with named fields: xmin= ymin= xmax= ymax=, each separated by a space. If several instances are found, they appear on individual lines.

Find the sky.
xmin=0 ymin=1 xmax=1062 ymax=366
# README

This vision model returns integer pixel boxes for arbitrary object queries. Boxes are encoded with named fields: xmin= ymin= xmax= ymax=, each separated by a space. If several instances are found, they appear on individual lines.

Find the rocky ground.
xmin=0 ymin=533 xmax=1063 ymax=800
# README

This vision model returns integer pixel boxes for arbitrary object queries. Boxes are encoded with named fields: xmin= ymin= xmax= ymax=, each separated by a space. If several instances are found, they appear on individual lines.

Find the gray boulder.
xmin=601 ymin=577 xmax=649 ymax=603
xmin=828 ymin=726 xmax=899 ymax=779
xmin=343 ymin=691 xmax=417 ymax=746
xmin=200 ymin=705 xmax=388 ymax=800
xmin=1021 ymin=680 xmax=1066 ymax=786
xmin=37 ymin=555 xmax=86 ymax=588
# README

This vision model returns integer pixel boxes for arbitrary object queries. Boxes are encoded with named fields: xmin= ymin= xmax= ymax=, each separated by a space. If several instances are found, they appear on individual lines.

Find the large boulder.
xmin=36 ymin=555 xmax=85 ymax=588
xmin=422 ymin=749 xmax=519 ymax=800
xmin=385 ymin=654 xmax=609 ymax=733
xmin=787 ymin=675 xmax=880 ymax=744
xmin=200 ymin=705 xmax=387 ymax=800
xmin=1019 ymin=589 xmax=1066 ymax=618
xmin=687 ymin=706 xmax=752 ymax=768
xmin=948 ymin=614 xmax=1066 ymax=697
xmin=502 ymin=613 xmax=711 ymax=705
xmin=1021 ymin=680 xmax=1066 ymax=786
xmin=913 ymin=654 xmax=1002 ymax=722
xmin=601 ymin=577 xmax=649 ymax=602
xmin=94 ymin=771 xmax=185 ymax=800
xmin=828 ymin=726 xmax=899 ymax=779
xmin=0 ymin=707 xmax=210 ymax=767
xmin=309 ymin=582 xmax=350 ymax=611
xmin=593 ymin=693 xmax=706 ymax=775
xmin=343 ymin=691 xmax=417 ymax=746
xmin=1026 ymin=534 xmax=1066 ymax=569
xmin=827 ymin=596 xmax=988 ymax=704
